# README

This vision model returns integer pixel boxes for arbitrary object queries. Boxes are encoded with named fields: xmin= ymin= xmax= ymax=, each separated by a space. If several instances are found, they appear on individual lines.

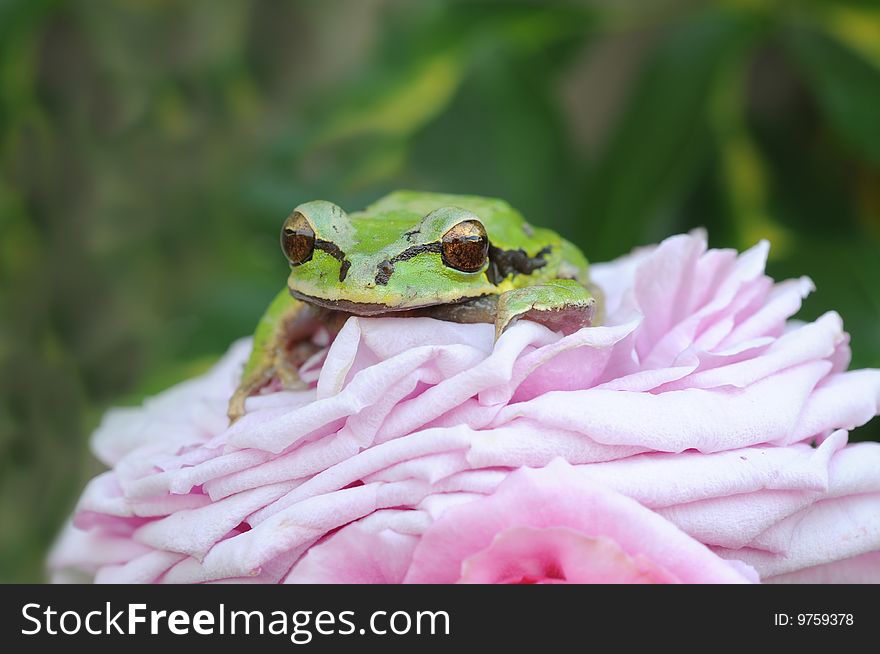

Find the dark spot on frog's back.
xmin=338 ymin=260 xmax=351 ymax=282
xmin=375 ymin=260 xmax=394 ymax=286
xmin=486 ymin=244 xmax=552 ymax=285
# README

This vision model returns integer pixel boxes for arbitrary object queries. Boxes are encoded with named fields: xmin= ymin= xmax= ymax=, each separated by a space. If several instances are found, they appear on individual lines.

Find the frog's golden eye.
xmin=281 ymin=211 xmax=316 ymax=266
xmin=441 ymin=220 xmax=489 ymax=273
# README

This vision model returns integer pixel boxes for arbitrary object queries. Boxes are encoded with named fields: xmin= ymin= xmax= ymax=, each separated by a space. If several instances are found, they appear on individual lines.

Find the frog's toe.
xmin=495 ymin=300 xmax=597 ymax=339
xmin=227 ymin=391 xmax=247 ymax=425
xmin=495 ymin=282 xmax=599 ymax=339
xmin=227 ymin=364 xmax=276 ymax=424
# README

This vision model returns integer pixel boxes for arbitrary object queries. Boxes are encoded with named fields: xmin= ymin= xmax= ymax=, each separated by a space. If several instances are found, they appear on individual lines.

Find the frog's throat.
xmin=289 ymin=289 xmax=475 ymax=316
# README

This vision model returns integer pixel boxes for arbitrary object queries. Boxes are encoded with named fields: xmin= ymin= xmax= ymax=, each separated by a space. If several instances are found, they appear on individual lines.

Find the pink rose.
xmin=48 ymin=232 xmax=880 ymax=583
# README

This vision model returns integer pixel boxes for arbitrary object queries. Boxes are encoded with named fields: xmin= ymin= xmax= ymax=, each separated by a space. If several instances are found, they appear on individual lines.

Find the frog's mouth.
xmin=289 ymin=289 xmax=485 ymax=317
xmin=289 ymin=289 xmax=452 ymax=315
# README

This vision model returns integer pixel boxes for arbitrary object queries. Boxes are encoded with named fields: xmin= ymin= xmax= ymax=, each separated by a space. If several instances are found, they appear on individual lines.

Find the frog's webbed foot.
xmin=226 ymin=341 xmax=319 ymax=423
xmin=227 ymin=290 xmax=324 ymax=424
xmin=227 ymin=367 xmax=277 ymax=426
xmin=494 ymin=279 xmax=602 ymax=340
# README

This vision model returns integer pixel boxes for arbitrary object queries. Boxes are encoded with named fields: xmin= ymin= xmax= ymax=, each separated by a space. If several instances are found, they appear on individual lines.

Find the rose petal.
xmin=285 ymin=526 xmax=418 ymax=584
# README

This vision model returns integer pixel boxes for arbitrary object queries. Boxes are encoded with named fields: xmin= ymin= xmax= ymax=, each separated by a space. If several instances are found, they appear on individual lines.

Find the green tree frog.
xmin=228 ymin=191 xmax=603 ymax=422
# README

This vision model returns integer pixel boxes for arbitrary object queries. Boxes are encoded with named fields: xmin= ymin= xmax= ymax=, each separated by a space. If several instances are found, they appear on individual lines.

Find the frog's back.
xmin=358 ymin=190 xmax=589 ymax=285
xmin=365 ymin=190 xmax=546 ymax=252
xmin=366 ymin=190 xmax=514 ymax=220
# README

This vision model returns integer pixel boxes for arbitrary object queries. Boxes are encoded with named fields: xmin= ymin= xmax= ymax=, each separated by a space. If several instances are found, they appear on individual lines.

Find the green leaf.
xmin=579 ymin=7 xmax=764 ymax=260
xmin=315 ymin=50 xmax=465 ymax=144
xmin=815 ymin=3 xmax=880 ymax=69
xmin=784 ymin=26 xmax=880 ymax=166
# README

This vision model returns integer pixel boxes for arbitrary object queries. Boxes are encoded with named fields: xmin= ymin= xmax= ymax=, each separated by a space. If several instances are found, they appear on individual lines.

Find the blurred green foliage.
xmin=1 ymin=0 xmax=879 ymax=582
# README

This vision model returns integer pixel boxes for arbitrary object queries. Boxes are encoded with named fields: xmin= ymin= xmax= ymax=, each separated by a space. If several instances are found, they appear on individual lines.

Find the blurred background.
xmin=1 ymin=0 xmax=879 ymax=582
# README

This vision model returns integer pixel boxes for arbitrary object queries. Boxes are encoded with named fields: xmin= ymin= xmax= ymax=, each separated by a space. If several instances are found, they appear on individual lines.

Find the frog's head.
xmin=279 ymin=200 xmax=509 ymax=313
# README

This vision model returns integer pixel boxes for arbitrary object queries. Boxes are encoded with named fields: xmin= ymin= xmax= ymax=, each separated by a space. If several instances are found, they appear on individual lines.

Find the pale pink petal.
xmin=205 ymin=430 xmax=362 ymax=500
xmin=766 ymin=552 xmax=880 ymax=584
xmin=717 ymin=277 xmax=814 ymax=349
xmin=715 ymin=492 xmax=880 ymax=577
xmin=365 ymin=451 xmax=470 ymax=484
xmin=77 ymin=472 xmax=212 ymax=518
xmin=495 ymin=361 xmax=831 ymax=452
xmin=660 ymin=312 xmax=844 ymax=391
xmin=133 ymin=481 xmax=298 ymax=559
xmin=659 ymin=490 xmax=819 ymax=550
xmin=467 ymin=419 xmax=646 ymax=469
xmin=94 ymin=551 xmax=186 ymax=584
xmin=565 ymin=430 xmax=847 ymax=508
xmin=633 ymin=234 xmax=712 ymax=357
xmin=791 ymin=369 xmax=880 ymax=443
xmin=285 ymin=525 xmax=418 ymax=584
xmin=248 ymin=425 xmax=471 ymax=525
xmin=355 ymin=508 xmax=433 ymax=536
xmin=48 ymin=521 xmax=153 ymax=576
xmin=589 ymin=242 xmax=657 ymax=317
xmin=198 ymin=480 xmax=428 ymax=578
xmin=487 ymin=319 xmax=640 ymax=404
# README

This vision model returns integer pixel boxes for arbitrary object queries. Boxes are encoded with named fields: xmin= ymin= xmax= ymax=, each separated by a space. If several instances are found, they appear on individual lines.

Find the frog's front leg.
xmin=227 ymin=289 xmax=322 ymax=423
xmin=494 ymin=279 xmax=602 ymax=340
